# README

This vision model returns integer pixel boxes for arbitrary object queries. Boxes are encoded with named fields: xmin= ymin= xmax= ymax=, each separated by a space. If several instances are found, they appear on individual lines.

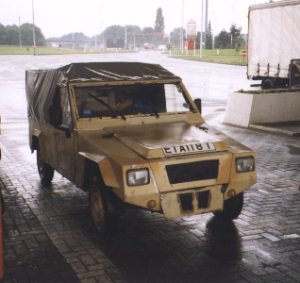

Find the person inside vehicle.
xmin=79 ymin=99 xmax=93 ymax=117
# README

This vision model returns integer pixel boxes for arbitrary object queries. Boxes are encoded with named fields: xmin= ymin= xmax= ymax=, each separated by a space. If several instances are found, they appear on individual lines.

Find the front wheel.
xmin=36 ymin=149 xmax=54 ymax=185
xmin=88 ymin=175 xmax=122 ymax=233
xmin=214 ymin=192 xmax=244 ymax=221
xmin=89 ymin=176 xmax=107 ymax=231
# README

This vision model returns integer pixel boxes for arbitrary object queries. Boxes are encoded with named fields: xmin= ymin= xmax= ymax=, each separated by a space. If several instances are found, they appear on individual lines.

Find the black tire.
xmin=89 ymin=176 xmax=107 ymax=231
xmin=214 ymin=192 xmax=244 ymax=221
xmin=261 ymin=78 xmax=274 ymax=89
xmin=37 ymin=149 xmax=54 ymax=185
xmin=88 ymin=175 xmax=121 ymax=232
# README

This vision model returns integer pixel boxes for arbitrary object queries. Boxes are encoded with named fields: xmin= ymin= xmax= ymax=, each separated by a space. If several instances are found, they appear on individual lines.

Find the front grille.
xmin=166 ymin=160 xmax=219 ymax=184
xmin=179 ymin=193 xmax=193 ymax=211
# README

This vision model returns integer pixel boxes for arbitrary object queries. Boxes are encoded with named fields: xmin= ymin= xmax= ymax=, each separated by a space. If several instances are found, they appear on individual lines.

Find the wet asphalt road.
xmin=0 ymin=52 xmax=299 ymax=282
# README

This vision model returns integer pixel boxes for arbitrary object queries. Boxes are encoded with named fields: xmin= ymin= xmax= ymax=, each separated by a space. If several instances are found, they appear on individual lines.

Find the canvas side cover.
xmin=25 ymin=69 xmax=65 ymax=123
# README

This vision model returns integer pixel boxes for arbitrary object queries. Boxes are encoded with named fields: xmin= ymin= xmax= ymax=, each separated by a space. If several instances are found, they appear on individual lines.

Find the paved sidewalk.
xmin=1 ymin=174 xmax=79 ymax=283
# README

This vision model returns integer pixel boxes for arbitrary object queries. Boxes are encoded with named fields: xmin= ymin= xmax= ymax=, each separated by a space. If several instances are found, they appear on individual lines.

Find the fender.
xmin=77 ymin=152 xmax=123 ymax=191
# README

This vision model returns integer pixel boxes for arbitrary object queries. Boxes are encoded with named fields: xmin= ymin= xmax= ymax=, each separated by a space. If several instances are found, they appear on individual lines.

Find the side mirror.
xmin=49 ymin=104 xmax=62 ymax=126
xmin=183 ymin=102 xmax=189 ymax=109
xmin=194 ymin=98 xmax=202 ymax=114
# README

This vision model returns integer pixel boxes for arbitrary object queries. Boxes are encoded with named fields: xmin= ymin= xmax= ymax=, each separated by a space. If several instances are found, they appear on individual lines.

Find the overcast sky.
xmin=0 ymin=0 xmax=269 ymax=38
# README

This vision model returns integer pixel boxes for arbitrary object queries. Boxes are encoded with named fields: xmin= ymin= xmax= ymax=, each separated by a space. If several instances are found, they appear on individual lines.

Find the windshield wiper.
xmin=149 ymin=107 xmax=159 ymax=118
xmin=88 ymin=93 xmax=126 ymax=120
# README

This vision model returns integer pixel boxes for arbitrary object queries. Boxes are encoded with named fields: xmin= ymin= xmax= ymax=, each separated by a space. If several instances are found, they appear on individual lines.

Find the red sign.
xmin=240 ymin=50 xmax=247 ymax=57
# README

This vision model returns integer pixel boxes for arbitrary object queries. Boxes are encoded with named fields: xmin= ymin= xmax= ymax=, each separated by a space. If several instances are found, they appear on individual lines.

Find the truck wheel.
xmin=261 ymin=78 xmax=274 ymax=89
xmin=214 ymin=192 xmax=244 ymax=221
xmin=37 ymin=149 xmax=54 ymax=185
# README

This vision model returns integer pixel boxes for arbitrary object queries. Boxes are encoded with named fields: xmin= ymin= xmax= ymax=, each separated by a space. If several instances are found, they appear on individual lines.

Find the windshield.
xmin=74 ymin=83 xmax=193 ymax=119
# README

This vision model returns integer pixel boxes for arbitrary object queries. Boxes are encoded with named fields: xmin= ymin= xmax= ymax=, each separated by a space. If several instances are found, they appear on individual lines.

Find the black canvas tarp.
xmin=25 ymin=62 xmax=180 ymax=123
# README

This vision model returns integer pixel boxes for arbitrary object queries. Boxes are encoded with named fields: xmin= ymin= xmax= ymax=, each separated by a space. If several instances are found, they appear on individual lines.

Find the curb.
xmin=249 ymin=123 xmax=300 ymax=137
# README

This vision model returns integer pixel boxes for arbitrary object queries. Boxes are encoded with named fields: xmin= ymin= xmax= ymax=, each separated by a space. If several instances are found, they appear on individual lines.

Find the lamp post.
xmin=100 ymin=2 xmax=103 ymax=49
xmin=199 ymin=0 xmax=204 ymax=59
xmin=18 ymin=17 xmax=22 ymax=48
xmin=31 ymin=0 xmax=36 ymax=55
xmin=180 ymin=0 xmax=184 ymax=53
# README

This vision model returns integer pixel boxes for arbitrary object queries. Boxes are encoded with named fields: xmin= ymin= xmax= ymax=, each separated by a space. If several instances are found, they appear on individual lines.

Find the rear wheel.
xmin=36 ymin=149 xmax=54 ymax=185
xmin=214 ymin=192 xmax=244 ymax=221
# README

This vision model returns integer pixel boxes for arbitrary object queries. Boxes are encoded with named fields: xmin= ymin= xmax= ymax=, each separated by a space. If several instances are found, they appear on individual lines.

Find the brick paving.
xmin=0 ymin=108 xmax=300 ymax=282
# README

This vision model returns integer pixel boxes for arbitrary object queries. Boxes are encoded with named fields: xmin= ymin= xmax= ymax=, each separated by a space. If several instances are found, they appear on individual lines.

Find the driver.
xmin=79 ymin=99 xmax=93 ymax=117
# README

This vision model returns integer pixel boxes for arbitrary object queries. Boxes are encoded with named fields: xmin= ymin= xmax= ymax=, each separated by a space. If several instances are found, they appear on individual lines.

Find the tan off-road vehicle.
xmin=26 ymin=62 xmax=256 ymax=231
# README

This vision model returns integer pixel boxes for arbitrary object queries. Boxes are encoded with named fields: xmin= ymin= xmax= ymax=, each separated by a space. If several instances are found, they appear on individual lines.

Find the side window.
xmin=60 ymin=87 xmax=72 ymax=127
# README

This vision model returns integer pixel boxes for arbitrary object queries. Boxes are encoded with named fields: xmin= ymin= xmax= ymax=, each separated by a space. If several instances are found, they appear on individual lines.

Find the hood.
xmin=103 ymin=121 xmax=230 ymax=159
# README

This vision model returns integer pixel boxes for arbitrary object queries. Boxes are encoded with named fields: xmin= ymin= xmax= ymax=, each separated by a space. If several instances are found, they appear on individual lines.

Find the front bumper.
xmin=161 ymin=185 xmax=224 ymax=219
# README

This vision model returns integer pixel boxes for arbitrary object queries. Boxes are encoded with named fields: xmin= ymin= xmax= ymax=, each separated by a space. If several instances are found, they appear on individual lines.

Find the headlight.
xmin=236 ymin=157 xmax=255 ymax=173
xmin=127 ymin=168 xmax=150 ymax=186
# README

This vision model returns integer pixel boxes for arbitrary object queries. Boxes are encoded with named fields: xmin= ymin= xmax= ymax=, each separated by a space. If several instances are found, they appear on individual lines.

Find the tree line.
xmin=0 ymin=7 xmax=245 ymax=50
xmin=0 ymin=23 xmax=45 ymax=46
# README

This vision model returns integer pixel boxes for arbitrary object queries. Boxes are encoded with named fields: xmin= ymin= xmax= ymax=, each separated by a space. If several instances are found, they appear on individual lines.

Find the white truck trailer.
xmin=247 ymin=0 xmax=300 ymax=89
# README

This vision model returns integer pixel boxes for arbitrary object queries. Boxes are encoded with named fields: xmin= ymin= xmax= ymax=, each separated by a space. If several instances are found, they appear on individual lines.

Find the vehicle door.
xmin=52 ymin=86 xmax=76 ymax=181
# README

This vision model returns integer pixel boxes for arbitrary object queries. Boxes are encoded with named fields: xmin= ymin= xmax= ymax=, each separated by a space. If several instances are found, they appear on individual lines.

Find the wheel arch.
xmin=79 ymin=152 xmax=122 ymax=192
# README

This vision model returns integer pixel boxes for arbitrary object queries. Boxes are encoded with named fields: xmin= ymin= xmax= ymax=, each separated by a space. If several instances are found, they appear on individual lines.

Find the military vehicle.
xmin=26 ymin=62 xmax=256 ymax=231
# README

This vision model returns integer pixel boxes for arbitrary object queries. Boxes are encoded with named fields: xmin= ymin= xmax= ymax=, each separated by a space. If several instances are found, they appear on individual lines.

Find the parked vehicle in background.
xmin=157 ymin=45 xmax=167 ymax=51
xmin=247 ymin=0 xmax=300 ymax=89
xmin=25 ymin=62 xmax=256 ymax=232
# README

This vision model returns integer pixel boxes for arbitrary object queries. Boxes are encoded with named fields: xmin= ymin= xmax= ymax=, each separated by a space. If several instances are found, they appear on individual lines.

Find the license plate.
xmin=163 ymin=142 xmax=216 ymax=156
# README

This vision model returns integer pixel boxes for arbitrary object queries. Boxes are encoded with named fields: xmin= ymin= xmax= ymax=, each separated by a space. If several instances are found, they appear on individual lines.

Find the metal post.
xmin=100 ymin=3 xmax=104 ymax=50
xmin=169 ymin=34 xmax=171 ymax=56
xmin=205 ymin=0 xmax=208 ymax=33
xmin=181 ymin=0 xmax=184 ymax=53
xmin=18 ymin=17 xmax=22 ymax=48
xmin=199 ymin=0 xmax=204 ymax=59
xmin=124 ymin=25 xmax=127 ymax=49
xmin=31 ymin=0 xmax=36 ymax=55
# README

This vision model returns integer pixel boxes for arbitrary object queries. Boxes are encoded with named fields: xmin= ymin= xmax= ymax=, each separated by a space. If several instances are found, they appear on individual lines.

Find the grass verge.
xmin=169 ymin=48 xmax=247 ymax=65
xmin=0 ymin=45 xmax=136 ymax=55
